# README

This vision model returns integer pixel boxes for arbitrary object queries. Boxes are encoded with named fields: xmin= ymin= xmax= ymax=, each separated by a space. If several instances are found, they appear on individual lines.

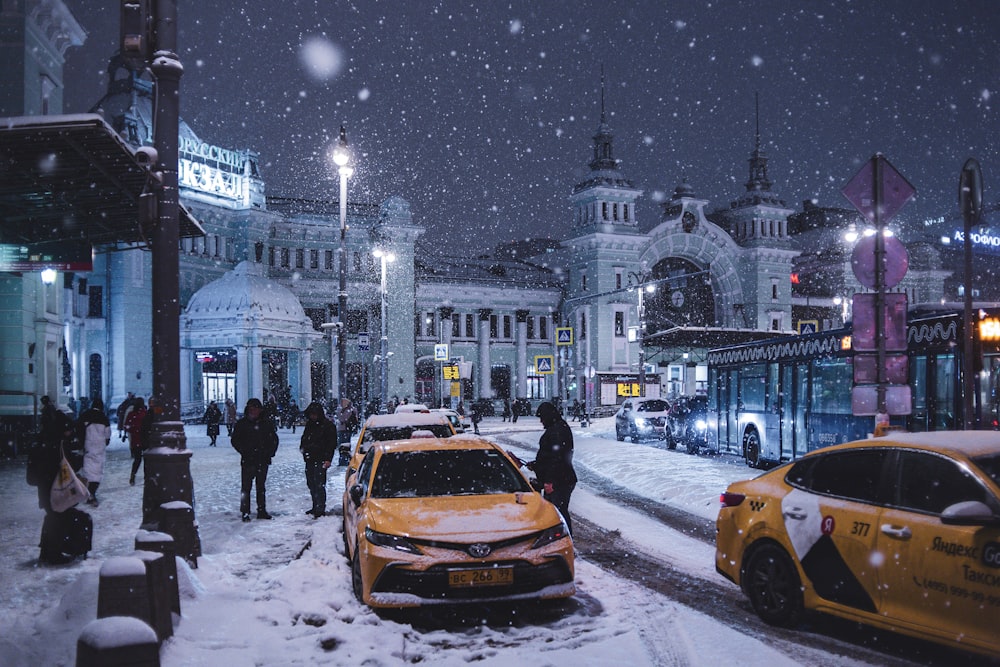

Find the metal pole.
xmin=143 ymin=0 xmax=200 ymax=563
xmin=638 ymin=284 xmax=646 ymax=397
xmin=338 ymin=167 xmax=348 ymax=406
xmin=873 ymin=155 xmax=887 ymax=418
xmin=379 ymin=255 xmax=389 ymax=413
xmin=960 ymin=158 xmax=984 ymax=429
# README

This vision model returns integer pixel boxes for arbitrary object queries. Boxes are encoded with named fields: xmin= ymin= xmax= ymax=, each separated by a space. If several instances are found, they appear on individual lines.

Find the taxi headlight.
xmin=634 ymin=417 xmax=647 ymax=427
xmin=365 ymin=527 xmax=422 ymax=554
xmin=532 ymin=522 xmax=571 ymax=549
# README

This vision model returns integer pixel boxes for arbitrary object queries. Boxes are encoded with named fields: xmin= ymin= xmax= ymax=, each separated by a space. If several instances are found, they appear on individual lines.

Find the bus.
xmin=705 ymin=306 xmax=1000 ymax=468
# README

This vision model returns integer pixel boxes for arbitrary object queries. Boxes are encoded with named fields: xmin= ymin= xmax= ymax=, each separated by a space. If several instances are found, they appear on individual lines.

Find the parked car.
xmin=342 ymin=435 xmax=575 ymax=608
xmin=393 ymin=403 xmax=431 ymax=414
xmin=430 ymin=408 xmax=466 ymax=433
xmin=716 ymin=431 xmax=1000 ymax=658
xmin=614 ymin=397 xmax=671 ymax=444
xmin=343 ymin=412 xmax=454 ymax=481
xmin=667 ymin=395 xmax=709 ymax=454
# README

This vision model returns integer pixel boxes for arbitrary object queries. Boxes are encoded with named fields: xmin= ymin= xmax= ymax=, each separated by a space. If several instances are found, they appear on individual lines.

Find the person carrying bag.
xmin=51 ymin=445 xmax=90 ymax=512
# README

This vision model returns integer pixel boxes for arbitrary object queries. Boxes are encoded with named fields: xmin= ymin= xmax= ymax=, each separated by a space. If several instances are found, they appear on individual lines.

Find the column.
xmin=515 ymin=309 xmax=528 ymax=400
xmin=478 ymin=309 xmax=492 ymax=399
xmin=249 ymin=346 xmax=263 ymax=402
xmin=299 ymin=348 xmax=312 ymax=406
xmin=236 ymin=345 xmax=248 ymax=410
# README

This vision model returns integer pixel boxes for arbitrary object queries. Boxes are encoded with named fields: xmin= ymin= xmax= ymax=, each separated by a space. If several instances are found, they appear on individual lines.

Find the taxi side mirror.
xmin=939 ymin=500 xmax=1000 ymax=526
xmin=349 ymin=484 xmax=364 ymax=508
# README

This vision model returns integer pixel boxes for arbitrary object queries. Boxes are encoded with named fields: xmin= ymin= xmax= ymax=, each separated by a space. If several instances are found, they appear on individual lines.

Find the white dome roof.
xmin=186 ymin=261 xmax=307 ymax=321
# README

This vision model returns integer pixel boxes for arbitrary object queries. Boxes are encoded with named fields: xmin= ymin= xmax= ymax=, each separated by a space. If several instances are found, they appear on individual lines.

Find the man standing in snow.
xmin=299 ymin=402 xmax=337 ymax=518
xmin=528 ymin=401 xmax=577 ymax=535
xmin=231 ymin=398 xmax=279 ymax=521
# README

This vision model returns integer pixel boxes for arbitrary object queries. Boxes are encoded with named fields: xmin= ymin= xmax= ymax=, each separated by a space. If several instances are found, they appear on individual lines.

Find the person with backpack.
xmin=125 ymin=397 xmax=147 ymax=486
xmin=77 ymin=398 xmax=111 ymax=506
xmin=203 ymin=400 xmax=222 ymax=446
xmin=299 ymin=402 xmax=337 ymax=518
xmin=231 ymin=398 xmax=279 ymax=521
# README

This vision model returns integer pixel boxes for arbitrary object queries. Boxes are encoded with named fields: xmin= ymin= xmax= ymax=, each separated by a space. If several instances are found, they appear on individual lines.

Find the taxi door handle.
xmin=783 ymin=508 xmax=807 ymax=521
xmin=880 ymin=524 xmax=912 ymax=539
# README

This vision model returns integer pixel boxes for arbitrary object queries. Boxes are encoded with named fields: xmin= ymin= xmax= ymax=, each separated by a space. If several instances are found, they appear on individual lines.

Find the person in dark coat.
xmin=528 ymin=401 xmax=578 ymax=535
xmin=203 ymin=400 xmax=222 ymax=446
xmin=30 ymin=409 xmax=77 ymax=564
xmin=230 ymin=397 xmax=279 ymax=521
xmin=470 ymin=402 xmax=482 ymax=435
xmin=299 ymin=401 xmax=338 ymax=518
xmin=125 ymin=397 xmax=147 ymax=486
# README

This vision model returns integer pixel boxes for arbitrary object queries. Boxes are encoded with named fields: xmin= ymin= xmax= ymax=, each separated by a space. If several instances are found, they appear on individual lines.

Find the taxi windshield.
xmin=370 ymin=449 xmax=531 ymax=498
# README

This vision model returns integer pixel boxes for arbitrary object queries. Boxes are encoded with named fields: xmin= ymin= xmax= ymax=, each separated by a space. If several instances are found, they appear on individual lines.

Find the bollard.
xmin=135 ymin=530 xmax=180 ymax=614
xmin=97 ymin=556 xmax=152 ymax=627
xmin=158 ymin=500 xmax=201 ymax=567
xmin=131 ymin=550 xmax=172 ymax=641
xmin=77 ymin=615 xmax=159 ymax=667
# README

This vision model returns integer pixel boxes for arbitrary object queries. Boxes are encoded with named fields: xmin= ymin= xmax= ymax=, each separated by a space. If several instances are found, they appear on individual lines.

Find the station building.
xmin=4 ymin=0 xmax=981 ymax=435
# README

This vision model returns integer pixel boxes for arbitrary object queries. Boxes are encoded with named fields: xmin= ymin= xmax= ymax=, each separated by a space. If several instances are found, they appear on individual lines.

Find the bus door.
xmin=780 ymin=365 xmax=793 ymax=461
xmin=725 ymin=369 xmax=739 ymax=455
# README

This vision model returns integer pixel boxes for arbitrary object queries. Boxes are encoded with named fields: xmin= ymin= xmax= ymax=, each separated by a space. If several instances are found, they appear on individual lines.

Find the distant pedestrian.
xmin=285 ymin=398 xmax=300 ymax=433
xmin=125 ymin=397 xmax=147 ymax=486
xmin=470 ymin=402 xmax=482 ymax=435
xmin=230 ymin=398 xmax=279 ymax=521
xmin=299 ymin=402 xmax=337 ymax=518
xmin=116 ymin=392 xmax=135 ymax=441
xmin=502 ymin=398 xmax=511 ymax=422
xmin=528 ymin=401 xmax=577 ymax=534
xmin=77 ymin=398 xmax=111 ymax=506
xmin=338 ymin=398 xmax=359 ymax=435
xmin=571 ymin=399 xmax=582 ymax=422
xmin=224 ymin=398 xmax=237 ymax=436
xmin=203 ymin=400 xmax=222 ymax=446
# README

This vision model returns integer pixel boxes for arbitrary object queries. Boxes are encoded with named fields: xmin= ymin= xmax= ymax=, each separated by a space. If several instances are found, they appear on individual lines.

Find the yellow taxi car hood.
xmin=365 ymin=493 xmax=559 ymax=541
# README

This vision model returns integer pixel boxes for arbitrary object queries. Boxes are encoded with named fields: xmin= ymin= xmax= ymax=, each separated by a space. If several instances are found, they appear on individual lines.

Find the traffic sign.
xmin=434 ymin=343 xmax=449 ymax=361
xmin=797 ymin=320 xmax=818 ymax=335
xmin=841 ymin=154 xmax=915 ymax=225
xmin=442 ymin=364 xmax=460 ymax=380
xmin=556 ymin=327 xmax=573 ymax=345
xmin=851 ymin=234 xmax=909 ymax=289
xmin=534 ymin=355 xmax=554 ymax=374
xmin=358 ymin=332 xmax=370 ymax=351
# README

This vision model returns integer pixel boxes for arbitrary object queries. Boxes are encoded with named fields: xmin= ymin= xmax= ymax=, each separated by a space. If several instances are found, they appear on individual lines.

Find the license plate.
xmin=448 ymin=567 xmax=514 ymax=587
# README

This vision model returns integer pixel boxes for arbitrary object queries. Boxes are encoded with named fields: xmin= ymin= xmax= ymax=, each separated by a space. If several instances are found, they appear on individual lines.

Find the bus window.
xmin=740 ymin=364 xmax=766 ymax=412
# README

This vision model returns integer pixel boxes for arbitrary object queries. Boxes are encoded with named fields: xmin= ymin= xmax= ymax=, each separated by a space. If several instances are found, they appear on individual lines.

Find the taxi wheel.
xmin=351 ymin=549 xmax=365 ymax=603
xmin=745 ymin=543 xmax=802 ymax=627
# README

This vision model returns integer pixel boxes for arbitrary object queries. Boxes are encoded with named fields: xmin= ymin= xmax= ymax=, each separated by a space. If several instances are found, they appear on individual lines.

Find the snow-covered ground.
xmin=0 ymin=415 xmax=858 ymax=666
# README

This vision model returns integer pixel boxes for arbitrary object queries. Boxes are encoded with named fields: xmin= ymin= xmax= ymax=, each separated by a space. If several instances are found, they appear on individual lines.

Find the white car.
xmin=392 ymin=403 xmax=431 ymax=413
xmin=430 ymin=408 xmax=466 ymax=433
xmin=614 ymin=397 xmax=671 ymax=444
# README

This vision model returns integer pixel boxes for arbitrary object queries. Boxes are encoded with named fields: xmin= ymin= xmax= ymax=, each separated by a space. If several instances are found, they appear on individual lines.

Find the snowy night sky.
xmin=62 ymin=1 xmax=1000 ymax=253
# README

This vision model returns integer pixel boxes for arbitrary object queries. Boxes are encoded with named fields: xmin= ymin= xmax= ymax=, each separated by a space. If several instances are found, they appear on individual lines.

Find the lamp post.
xmin=628 ymin=272 xmax=656 ymax=397
xmin=374 ymin=248 xmax=395 ymax=413
xmin=319 ymin=322 xmax=342 ymax=408
xmin=332 ymin=126 xmax=353 ymax=406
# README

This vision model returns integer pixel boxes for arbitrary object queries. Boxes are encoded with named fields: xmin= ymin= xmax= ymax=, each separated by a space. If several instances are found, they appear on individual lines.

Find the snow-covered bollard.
xmin=131 ymin=550 xmax=173 ymax=641
xmin=158 ymin=500 xmax=200 ymax=568
xmin=97 ymin=556 xmax=154 ymax=634
xmin=135 ymin=530 xmax=180 ymax=614
xmin=77 ymin=615 xmax=160 ymax=666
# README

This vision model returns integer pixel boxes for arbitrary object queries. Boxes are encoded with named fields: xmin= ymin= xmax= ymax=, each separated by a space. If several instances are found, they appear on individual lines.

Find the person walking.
xmin=230 ymin=398 xmax=279 ymax=521
xmin=224 ymin=398 xmax=237 ymax=436
xmin=203 ymin=400 xmax=222 ymax=446
xmin=285 ymin=398 xmax=299 ymax=433
xmin=125 ymin=397 xmax=147 ymax=486
xmin=77 ymin=397 xmax=111 ymax=506
xmin=470 ymin=402 xmax=482 ymax=435
xmin=115 ymin=392 xmax=134 ymax=441
xmin=502 ymin=398 xmax=511 ymax=423
xmin=528 ymin=401 xmax=577 ymax=534
xmin=299 ymin=402 xmax=337 ymax=518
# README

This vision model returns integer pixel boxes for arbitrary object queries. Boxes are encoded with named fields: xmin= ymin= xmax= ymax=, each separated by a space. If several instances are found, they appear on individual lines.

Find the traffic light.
xmin=120 ymin=0 xmax=153 ymax=70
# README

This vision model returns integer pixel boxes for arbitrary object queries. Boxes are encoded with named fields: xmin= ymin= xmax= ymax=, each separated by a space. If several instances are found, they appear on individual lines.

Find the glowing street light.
xmin=332 ymin=126 xmax=354 ymax=405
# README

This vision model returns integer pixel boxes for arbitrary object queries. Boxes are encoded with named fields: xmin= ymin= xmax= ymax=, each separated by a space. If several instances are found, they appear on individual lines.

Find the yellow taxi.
xmin=342 ymin=411 xmax=455 ymax=482
xmin=716 ymin=431 xmax=1000 ymax=658
xmin=342 ymin=436 xmax=575 ymax=608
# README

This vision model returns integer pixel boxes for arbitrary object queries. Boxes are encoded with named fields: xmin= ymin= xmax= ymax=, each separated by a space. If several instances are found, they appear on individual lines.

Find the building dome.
xmin=185 ymin=260 xmax=307 ymax=322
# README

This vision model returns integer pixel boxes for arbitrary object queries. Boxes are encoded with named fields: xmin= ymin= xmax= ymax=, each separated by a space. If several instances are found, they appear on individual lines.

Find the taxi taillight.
xmin=720 ymin=492 xmax=745 ymax=508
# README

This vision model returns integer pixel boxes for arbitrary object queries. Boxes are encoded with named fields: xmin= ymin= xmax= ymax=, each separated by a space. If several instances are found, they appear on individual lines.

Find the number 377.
xmin=851 ymin=521 xmax=871 ymax=537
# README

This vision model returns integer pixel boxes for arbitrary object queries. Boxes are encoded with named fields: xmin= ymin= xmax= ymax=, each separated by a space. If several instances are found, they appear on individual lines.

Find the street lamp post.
xmin=374 ymin=249 xmax=395 ymax=413
xmin=332 ymin=127 xmax=353 ymax=407
xmin=319 ymin=322 xmax=342 ymax=408
xmin=628 ymin=272 xmax=655 ymax=397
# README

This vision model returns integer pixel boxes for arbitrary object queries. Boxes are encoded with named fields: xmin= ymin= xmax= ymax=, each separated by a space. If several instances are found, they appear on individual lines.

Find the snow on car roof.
xmin=364 ymin=412 xmax=449 ymax=427
xmin=829 ymin=430 xmax=1000 ymax=458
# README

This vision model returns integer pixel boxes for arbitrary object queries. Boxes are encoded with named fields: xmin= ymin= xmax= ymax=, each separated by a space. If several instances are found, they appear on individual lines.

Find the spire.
xmin=745 ymin=92 xmax=772 ymax=192
xmin=589 ymin=64 xmax=617 ymax=172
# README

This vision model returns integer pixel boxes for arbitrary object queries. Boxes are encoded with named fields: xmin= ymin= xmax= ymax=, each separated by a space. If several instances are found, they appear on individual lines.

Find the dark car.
xmin=667 ymin=395 xmax=709 ymax=453
xmin=614 ymin=398 xmax=671 ymax=444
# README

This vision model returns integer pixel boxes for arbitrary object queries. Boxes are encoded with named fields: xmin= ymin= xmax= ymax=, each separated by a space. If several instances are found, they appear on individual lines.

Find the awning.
xmin=0 ymin=114 xmax=203 ymax=246
xmin=645 ymin=326 xmax=793 ymax=349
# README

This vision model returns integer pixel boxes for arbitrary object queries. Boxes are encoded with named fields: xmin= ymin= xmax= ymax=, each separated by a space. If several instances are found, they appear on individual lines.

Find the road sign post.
xmin=960 ymin=158 xmax=985 ymax=428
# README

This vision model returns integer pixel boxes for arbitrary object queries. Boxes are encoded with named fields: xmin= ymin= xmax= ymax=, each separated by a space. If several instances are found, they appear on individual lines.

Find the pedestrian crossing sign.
xmin=798 ymin=320 xmax=819 ymax=335
xmin=434 ymin=343 xmax=449 ymax=361
xmin=534 ymin=355 xmax=554 ymax=374
xmin=556 ymin=327 xmax=573 ymax=345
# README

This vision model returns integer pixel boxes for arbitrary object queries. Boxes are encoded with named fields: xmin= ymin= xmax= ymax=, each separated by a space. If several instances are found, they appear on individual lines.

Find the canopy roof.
xmin=0 ymin=114 xmax=203 ymax=246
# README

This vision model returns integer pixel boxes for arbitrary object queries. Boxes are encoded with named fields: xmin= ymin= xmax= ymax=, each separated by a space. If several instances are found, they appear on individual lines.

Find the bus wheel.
xmin=744 ymin=429 xmax=761 ymax=468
